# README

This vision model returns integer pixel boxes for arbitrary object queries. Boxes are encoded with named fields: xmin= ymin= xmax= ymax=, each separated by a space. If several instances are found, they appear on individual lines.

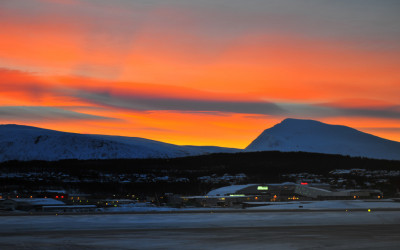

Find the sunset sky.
xmin=1 ymin=0 xmax=400 ymax=148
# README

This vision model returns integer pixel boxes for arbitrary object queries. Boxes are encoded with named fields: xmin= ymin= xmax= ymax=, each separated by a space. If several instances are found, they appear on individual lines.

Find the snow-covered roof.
xmin=42 ymin=205 xmax=96 ymax=208
xmin=207 ymin=184 xmax=258 ymax=196
xmin=267 ymin=182 xmax=296 ymax=186
xmin=45 ymin=190 xmax=67 ymax=193
xmin=207 ymin=182 xmax=299 ymax=196
xmin=9 ymin=198 xmax=65 ymax=206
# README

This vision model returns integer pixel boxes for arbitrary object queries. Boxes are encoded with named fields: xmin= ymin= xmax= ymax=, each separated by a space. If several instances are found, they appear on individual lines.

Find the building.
xmin=0 ymin=198 xmax=65 ymax=211
xmin=182 ymin=183 xmax=383 ymax=207
xmin=294 ymin=185 xmax=382 ymax=199
xmin=41 ymin=205 xmax=97 ymax=213
xmin=0 ymin=198 xmax=99 ymax=212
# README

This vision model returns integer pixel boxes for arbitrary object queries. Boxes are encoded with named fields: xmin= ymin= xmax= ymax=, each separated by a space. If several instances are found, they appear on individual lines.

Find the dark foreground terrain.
xmin=2 ymin=151 xmax=400 ymax=197
xmin=2 ymin=225 xmax=400 ymax=250
xmin=1 ymin=211 xmax=400 ymax=249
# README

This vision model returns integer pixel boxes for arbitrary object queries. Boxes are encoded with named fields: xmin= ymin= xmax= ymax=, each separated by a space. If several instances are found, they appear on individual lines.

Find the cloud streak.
xmin=2 ymin=68 xmax=400 ymax=121
xmin=73 ymin=89 xmax=400 ymax=120
xmin=75 ymin=90 xmax=286 ymax=115
xmin=278 ymin=103 xmax=400 ymax=120
xmin=0 ymin=106 xmax=116 ymax=121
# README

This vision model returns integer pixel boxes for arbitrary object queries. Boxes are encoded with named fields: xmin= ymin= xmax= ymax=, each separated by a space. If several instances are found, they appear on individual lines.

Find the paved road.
xmin=1 ymin=211 xmax=400 ymax=249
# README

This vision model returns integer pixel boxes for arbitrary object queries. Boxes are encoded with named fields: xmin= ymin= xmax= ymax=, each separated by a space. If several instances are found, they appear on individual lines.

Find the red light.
xmin=61 ymin=196 xmax=64 ymax=199
xmin=301 ymin=182 xmax=308 ymax=185
xmin=56 ymin=196 xmax=59 ymax=199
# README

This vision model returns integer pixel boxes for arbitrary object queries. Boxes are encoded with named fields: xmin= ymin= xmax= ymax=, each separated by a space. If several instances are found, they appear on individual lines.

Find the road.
xmin=1 ymin=211 xmax=400 ymax=249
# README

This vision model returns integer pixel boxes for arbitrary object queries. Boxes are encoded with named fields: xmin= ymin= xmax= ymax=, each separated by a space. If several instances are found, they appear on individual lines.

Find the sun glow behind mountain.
xmin=1 ymin=0 xmax=400 ymax=148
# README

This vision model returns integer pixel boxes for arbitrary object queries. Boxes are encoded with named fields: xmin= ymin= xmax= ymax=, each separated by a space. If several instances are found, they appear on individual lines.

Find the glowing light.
xmin=301 ymin=182 xmax=308 ymax=185
xmin=229 ymin=194 xmax=245 ymax=197
xmin=257 ymin=186 xmax=269 ymax=190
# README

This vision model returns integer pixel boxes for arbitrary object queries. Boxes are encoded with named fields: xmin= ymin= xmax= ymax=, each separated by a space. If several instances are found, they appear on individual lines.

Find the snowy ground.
xmin=97 ymin=199 xmax=400 ymax=213
xmin=246 ymin=199 xmax=400 ymax=210
xmin=1 ymin=209 xmax=400 ymax=249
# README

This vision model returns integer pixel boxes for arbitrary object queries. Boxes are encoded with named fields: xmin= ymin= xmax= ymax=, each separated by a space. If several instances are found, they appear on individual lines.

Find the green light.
xmin=229 ymin=194 xmax=245 ymax=197
xmin=257 ymin=186 xmax=269 ymax=190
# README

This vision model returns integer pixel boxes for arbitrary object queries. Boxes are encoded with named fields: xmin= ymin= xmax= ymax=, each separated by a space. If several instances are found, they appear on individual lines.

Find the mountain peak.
xmin=280 ymin=118 xmax=321 ymax=124
xmin=246 ymin=119 xmax=400 ymax=160
xmin=277 ymin=118 xmax=324 ymax=128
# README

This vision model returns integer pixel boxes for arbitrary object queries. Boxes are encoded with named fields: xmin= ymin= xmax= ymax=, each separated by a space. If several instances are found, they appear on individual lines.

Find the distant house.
xmin=42 ymin=190 xmax=68 ymax=200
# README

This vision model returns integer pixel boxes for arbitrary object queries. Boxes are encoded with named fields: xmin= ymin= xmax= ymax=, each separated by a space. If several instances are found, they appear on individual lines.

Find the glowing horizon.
xmin=1 ymin=0 xmax=400 ymax=148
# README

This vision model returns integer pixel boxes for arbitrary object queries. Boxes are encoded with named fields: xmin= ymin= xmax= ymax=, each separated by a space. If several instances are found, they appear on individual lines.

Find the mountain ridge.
xmin=1 ymin=119 xmax=400 ymax=162
xmin=0 ymin=124 xmax=239 ymax=162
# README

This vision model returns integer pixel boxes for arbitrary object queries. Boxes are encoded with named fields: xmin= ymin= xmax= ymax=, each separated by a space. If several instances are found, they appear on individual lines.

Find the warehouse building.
xmin=0 ymin=198 xmax=98 ymax=212
xmin=181 ymin=183 xmax=382 ymax=207
xmin=0 ymin=198 xmax=65 ymax=211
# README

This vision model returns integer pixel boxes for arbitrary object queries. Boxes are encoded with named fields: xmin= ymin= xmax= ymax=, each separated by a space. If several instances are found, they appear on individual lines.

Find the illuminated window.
xmin=229 ymin=194 xmax=245 ymax=197
xmin=257 ymin=186 xmax=268 ymax=191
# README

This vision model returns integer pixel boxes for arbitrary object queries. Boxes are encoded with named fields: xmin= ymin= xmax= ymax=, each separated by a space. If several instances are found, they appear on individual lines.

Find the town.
xmin=1 ymin=166 xmax=399 ymax=212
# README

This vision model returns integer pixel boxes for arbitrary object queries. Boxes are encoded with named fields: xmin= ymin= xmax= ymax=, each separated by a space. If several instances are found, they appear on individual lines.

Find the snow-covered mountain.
xmin=1 ymin=119 xmax=400 ymax=162
xmin=0 ymin=125 xmax=239 ymax=162
xmin=246 ymin=118 xmax=400 ymax=160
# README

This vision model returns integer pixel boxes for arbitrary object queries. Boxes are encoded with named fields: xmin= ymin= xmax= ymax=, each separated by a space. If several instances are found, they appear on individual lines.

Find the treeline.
xmin=1 ymin=151 xmax=400 ymax=196
xmin=2 ymin=151 xmax=400 ymax=175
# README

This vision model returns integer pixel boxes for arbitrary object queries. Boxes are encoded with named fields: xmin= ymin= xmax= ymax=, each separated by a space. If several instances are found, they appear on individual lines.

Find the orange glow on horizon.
xmin=1 ymin=0 xmax=399 ymax=147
